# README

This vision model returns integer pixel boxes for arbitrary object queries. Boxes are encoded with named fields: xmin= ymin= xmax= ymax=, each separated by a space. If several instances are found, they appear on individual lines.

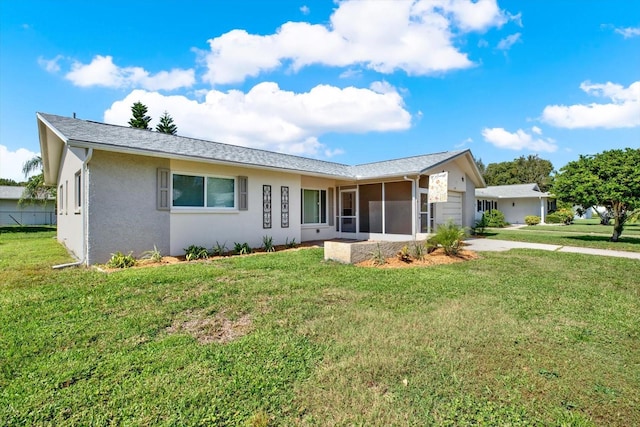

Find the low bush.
xmin=397 ymin=245 xmax=411 ymax=263
xmin=233 ymin=242 xmax=252 ymax=255
xmin=285 ymin=237 xmax=298 ymax=249
xmin=140 ymin=245 xmax=162 ymax=262
xmin=524 ymin=215 xmax=541 ymax=226
xmin=431 ymin=221 xmax=466 ymax=256
xmin=262 ymin=236 xmax=275 ymax=252
xmin=211 ymin=241 xmax=228 ymax=256
xmin=412 ymin=240 xmax=426 ymax=260
xmin=484 ymin=209 xmax=508 ymax=228
xmin=471 ymin=215 xmax=488 ymax=235
xmin=184 ymin=245 xmax=209 ymax=261
xmin=546 ymin=208 xmax=574 ymax=225
xmin=106 ymin=251 xmax=136 ymax=268
xmin=370 ymin=243 xmax=386 ymax=265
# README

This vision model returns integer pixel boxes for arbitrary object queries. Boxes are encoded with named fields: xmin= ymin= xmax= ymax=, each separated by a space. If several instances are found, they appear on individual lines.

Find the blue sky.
xmin=1 ymin=0 xmax=638 ymax=182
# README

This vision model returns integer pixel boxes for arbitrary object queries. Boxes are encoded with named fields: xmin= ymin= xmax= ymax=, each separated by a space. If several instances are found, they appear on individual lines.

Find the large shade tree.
xmin=484 ymin=155 xmax=554 ymax=192
xmin=552 ymin=148 xmax=640 ymax=242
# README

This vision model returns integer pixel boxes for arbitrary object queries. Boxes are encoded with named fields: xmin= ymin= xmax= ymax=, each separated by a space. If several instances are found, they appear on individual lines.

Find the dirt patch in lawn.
xmin=356 ymin=248 xmax=479 ymax=268
xmin=166 ymin=309 xmax=252 ymax=344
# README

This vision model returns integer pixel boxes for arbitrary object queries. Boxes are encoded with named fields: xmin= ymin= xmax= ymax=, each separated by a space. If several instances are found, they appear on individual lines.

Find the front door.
xmin=340 ymin=190 xmax=357 ymax=233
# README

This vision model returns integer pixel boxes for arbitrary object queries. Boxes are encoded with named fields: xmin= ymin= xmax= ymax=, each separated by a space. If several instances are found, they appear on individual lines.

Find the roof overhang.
xmin=37 ymin=113 xmax=68 ymax=185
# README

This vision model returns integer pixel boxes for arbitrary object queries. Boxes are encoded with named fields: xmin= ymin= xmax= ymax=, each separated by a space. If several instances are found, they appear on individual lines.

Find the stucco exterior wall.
xmin=87 ymin=151 xmax=170 ymax=264
xmin=462 ymin=174 xmax=476 ymax=228
xmin=501 ymin=198 xmax=545 ymax=224
xmin=56 ymin=146 xmax=85 ymax=260
xmin=169 ymin=160 xmax=304 ymax=255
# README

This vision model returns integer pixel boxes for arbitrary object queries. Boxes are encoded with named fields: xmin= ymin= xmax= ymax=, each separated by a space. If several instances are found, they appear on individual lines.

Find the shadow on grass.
xmin=0 ymin=226 xmax=57 ymax=233
xmin=565 ymin=234 xmax=640 ymax=246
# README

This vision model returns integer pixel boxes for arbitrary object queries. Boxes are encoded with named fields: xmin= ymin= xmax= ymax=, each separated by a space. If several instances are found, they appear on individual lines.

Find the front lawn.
xmin=525 ymin=219 xmax=640 ymax=237
xmin=484 ymin=228 xmax=640 ymax=253
xmin=1 ymin=230 xmax=639 ymax=426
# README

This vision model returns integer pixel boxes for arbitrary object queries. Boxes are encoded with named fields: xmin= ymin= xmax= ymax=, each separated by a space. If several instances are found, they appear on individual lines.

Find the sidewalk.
xmin=464 ymin=238 xmax=640 ymax=260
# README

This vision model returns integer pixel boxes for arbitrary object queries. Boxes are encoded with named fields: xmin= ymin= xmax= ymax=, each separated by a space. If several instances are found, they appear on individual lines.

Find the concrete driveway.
xmin=464 ymin=238 xmax=640 ymax=260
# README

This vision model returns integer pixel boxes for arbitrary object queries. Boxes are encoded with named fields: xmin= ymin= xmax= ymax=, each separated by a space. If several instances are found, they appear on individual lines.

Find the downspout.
xmin=404 ymin=175 xmax=418 ymax=239
xmin=53 ymin=147 xmax=93 ymax=269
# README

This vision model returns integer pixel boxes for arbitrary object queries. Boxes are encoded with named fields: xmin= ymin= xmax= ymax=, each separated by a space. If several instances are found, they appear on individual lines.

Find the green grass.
xmin=525 ymin=219 xmax=640 ymax=237
xmin=2 ymin=230 xmax=640 ymax=426
xmin=484 ymin=225 xmax=640 ymax=253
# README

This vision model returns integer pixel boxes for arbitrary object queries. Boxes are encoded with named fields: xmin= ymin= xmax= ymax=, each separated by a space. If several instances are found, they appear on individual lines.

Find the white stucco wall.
xmin=169 ymin=160 xmax=305 ymax=255
xmin=87 ymin=151 xmax=170 ymax=264
xmin=501 ymin=198 xmax=546 ymax=224
xmin=56 ymin=146 xmax=86 ymax=260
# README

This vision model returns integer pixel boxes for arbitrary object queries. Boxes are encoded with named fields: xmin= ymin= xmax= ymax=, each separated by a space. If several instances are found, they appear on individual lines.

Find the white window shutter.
xmin=157 ymin=168 xmax=170 ymax=210
xmin=238 ymin=176 xmax=248 ymax=210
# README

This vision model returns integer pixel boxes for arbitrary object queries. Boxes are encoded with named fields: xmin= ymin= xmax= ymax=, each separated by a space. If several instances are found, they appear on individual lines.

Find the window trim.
xmin=171 ymin=171 xmax=237 ymax=210
xmin=301 ymin=188 xmax=327 ymax=225
xmin=74 ymin=170 xmax=82 ymax=214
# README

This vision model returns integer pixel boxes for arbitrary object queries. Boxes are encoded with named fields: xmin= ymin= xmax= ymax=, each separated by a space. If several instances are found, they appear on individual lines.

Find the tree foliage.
xmin=552 ymin=148 xmax=640 ymax=241
xmin=484 ymin=155 xmax=554 ymax=191
xmin=19 ymin=156 xmax=55 ymax=205
xmin=155 ymin=111 xmax=178 ymax=135
xmin=0 ymin=178 xmax=21 ymax=186
xmin=128 ymin=101 xmax=152 ymax=130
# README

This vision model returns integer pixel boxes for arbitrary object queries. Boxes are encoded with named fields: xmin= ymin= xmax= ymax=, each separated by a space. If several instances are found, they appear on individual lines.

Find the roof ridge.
xmin=39 ymin=113 xmax=353 ymax=168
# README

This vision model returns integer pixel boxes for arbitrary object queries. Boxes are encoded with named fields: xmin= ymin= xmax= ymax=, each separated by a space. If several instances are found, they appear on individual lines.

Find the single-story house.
xmin=0 ymin=185 xmax=56 ymax=226
xmin=37 ymin=112 xmax=485 ymax=265
xmin=475 ymin=183 xmax=554 ymax=224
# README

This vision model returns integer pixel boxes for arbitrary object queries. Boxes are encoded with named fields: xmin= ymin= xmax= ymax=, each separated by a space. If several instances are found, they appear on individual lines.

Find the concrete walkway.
xmin=464 ymin=238 xmax=640 ymax=260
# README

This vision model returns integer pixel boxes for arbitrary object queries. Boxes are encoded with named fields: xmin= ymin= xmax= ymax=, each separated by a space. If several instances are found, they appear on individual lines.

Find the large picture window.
xmin=173 ymin=174 xmax=235 ymax=208
xmin=302 ymin=189 xmax=326 ymax=224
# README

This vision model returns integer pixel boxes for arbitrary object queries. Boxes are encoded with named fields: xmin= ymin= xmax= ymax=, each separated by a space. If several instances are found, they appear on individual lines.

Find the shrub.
xmin=397 ymin=245 xmax=411 ymax=263
xmin=431 ymin=220 xmax=466 ymax=256
xmin=140 ymin=245 xmax=162 ymax=262
xmin=471 ymin=215 xmax=488 ymax=235
xmin=184 ymin=245 xmax=209 ymax=261
xmin=546 ymin=208 xmax=573 ymax=225
xmin=262 ymin=236 xmax=275 ymax=252
xmin=211 ymin=241 xmax=228 ymax=256
xmin=525 ymin=215 xmax=541 ymax=226
xmin=107 ymin=251 xmax=136 ymax=268
xmin=370 ymin=243 xmax=386 ymax=266
xmin=412 ymin=240 xmax=426 ymax=260
xmin=483 ymin=209 xmax=508 ymax=228
xmin=233 ymin=242 xmax=252 ymax=255
xmin=285 ymin=237 xmax=298 ymax=249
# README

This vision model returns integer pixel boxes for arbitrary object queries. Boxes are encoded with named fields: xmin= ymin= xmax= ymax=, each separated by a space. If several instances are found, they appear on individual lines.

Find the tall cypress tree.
xmin=128 ymin=101 xmax=152 ymax=130
xmin=156 ymin=111 xmax=178 ymax=135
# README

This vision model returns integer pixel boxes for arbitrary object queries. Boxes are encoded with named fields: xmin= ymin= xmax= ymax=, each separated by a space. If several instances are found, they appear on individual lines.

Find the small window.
xmin=302 ymin=189 xmax=327 ymax=224
xmin=74 ymin=171 xmax=81 ymax=212
xmin=172 ymin=173 xmax=235 ymax=208
xmin=59 ymin=184 xmax=64 ymax=213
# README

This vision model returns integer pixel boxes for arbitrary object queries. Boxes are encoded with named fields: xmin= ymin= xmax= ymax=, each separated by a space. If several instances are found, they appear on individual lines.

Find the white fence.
xmin=0 ymin=211 xmax=57 ymax=226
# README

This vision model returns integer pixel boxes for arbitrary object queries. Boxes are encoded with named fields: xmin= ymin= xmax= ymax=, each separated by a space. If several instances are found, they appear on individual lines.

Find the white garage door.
xmin=441 ymin=191 xmax=462 ymax=225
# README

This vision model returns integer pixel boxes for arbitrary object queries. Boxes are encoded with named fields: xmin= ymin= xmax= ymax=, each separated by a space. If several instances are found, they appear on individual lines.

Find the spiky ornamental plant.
xmin=155 ymin=111 xmax=178 ymax=135
xmin=128 ymin=101 xmax=152 ymax=130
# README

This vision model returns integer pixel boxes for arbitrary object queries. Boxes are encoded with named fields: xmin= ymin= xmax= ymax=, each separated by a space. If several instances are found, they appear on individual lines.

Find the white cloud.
xmin=496 ymin=32 xmax=521 ymax=51
xmin=300 ymin=5 xmax=310 ymax=15
xmin=542 ymin=81 xmax=640 ymax=129
xmin=531 ymin=125 xmax=542 ymax=135
xmin=38 ymin=55 xmax=63 ymax=73
xmin=65 ymin=55 xmax=195 ymax=91
xmin=202 ymin=0 xmax=511 ymax=84
xmin=482 ymin=127 xmax=557 ymax=152
xmin=614 ymin=26 xmax=640 ymax=38
xmin=104 ymin=83 xmax=411 ymax=156
xmin=454 ymin=137 xmax=473 ymax=148
xmin=0 ymin=145 xmax=40 ymax=182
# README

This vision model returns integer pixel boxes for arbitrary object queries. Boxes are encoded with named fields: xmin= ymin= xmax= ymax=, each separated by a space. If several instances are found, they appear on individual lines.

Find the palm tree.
xmin=19 ymin=155 xmax=55 ymax=204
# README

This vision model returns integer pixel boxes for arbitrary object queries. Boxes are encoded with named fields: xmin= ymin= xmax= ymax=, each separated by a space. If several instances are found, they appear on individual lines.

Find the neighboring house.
xmin=0 ymin=186 xmax=56 ymax=226
xmin=37 ymin=113 xmax=485 ymax=265
xmin=475 ymin=183 xmax=554 ymax=224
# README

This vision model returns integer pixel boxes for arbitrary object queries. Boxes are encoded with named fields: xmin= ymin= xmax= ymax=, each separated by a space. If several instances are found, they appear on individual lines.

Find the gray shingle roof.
xmin=0 ymin=186 xmax=26 ymax=200
xmin=38 ymin=113 xmax=469 ymax=180
xmin=476 ymin=183 xmax=550 ymax=199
